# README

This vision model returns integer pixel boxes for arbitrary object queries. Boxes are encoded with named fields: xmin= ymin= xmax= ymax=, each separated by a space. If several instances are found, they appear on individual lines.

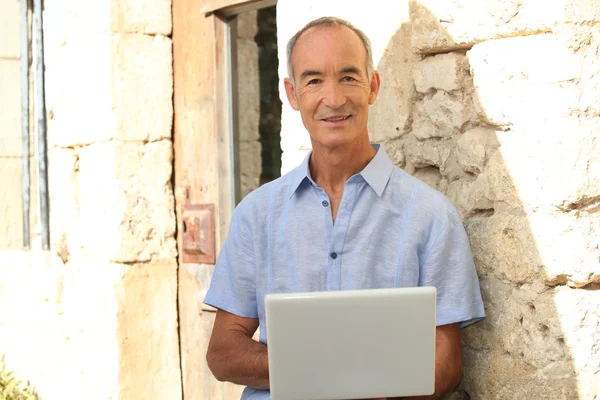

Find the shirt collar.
xmin=288 ymin=144 xmax=395 ymax=199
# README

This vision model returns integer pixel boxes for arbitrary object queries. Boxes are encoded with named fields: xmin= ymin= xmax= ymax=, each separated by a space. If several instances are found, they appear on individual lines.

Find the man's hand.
xmin=206 ymin=309 xmax=270 ymax=390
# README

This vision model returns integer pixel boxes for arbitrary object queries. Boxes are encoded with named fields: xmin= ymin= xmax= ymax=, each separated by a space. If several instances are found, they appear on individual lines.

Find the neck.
xmin=309 ymin=137 xmax=376 ymax=194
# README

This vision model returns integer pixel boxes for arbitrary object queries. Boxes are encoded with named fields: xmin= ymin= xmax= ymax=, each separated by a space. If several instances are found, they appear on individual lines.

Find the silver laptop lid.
xmin=265 ymin=287 xmax=437 ymax=400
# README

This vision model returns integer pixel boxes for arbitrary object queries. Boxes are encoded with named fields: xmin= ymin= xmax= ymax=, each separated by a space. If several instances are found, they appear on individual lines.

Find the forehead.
xmin=291 ymin=26 xmax=367 ymax=72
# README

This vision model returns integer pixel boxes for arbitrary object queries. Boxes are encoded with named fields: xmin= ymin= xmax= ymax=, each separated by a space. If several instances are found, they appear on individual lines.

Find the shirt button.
xmin=322 ymin=200 xmax=329 ymax=207
xmin=330 ymin=252 xmax=338 ymax=260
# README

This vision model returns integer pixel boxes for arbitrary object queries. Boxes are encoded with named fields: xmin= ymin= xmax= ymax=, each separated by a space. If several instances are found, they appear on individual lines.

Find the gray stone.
xmin=412 ymin=91 xmax=469 ymax=140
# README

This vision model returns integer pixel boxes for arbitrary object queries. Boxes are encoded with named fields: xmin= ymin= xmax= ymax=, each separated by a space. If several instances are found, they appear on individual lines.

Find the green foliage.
xmin=0 ymin=357 xmax=39 ymax=400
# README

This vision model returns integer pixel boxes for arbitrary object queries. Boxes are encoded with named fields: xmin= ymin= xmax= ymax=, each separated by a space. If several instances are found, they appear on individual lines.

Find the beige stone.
xmin=403 ymin=134 xmax=452 ymax=171
xmin=0 ymin=60 xmax=22 ymax=157
xmin=117 ymin=261 xmax=182 ymax=399
xmin=112 ymin=34 xmax=174 ymax=142
xmin=110 ymin=0 xmax=172 ymax=35
xmin=77 ymin=140 xmax=177 ymax=263
xmin=455 ymin=127 xmax=500 ymax=174
xmin=484 ymin=120 xmax=600 ymax=213
xmin=413 ymin=52 xmax=470 ymax=94
xmin=413 ymin=166 xmax=442 ymax=190
xmin=0 ymin=0 xmax=20 ymax=58
xmin=46 ymin=34 xmax=173 ymax=148
xmin=468 ymin=34 xmax=581 ymax=127
xmin=409 ymin=0 xmax=577 ymax=54
xmin=461 ymin=276 xmax=582 ymax=399
xmin=465 ymin=211 xmax=600 ymax=287
xmin=412 ymin=91 xmax=469 ymax=140
xmin=43 ymin=0 xmax=171 ymax=37
xmin=48 ymin=148 xmax=80 ymax=256
xmin=369 ymin=23 xmax=416 ymax=143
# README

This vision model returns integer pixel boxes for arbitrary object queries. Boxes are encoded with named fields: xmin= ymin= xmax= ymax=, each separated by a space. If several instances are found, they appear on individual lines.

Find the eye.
xmin=307 ymin=79 xmax=321 ymax=85
xmin=342 ymin=76 xmax=357 ymax=82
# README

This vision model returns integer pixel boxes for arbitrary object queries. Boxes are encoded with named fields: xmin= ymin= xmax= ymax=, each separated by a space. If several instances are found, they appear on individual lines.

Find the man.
xmin=204 ymin=16 xmax=485 ymax=400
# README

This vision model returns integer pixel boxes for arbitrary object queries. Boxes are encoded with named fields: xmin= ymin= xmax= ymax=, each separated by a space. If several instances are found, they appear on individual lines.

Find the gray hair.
xmin=286 ymin=16 xmax=375 ymax=87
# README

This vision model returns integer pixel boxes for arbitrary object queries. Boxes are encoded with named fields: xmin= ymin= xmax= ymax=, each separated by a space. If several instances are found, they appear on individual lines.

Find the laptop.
xmin=265 ymin=287 xmax=436 ymax=400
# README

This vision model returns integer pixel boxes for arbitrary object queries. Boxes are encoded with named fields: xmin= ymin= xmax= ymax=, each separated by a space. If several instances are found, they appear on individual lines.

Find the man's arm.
xmin=392 ymin=323 xmax=463 ymax=400
xmin=206 ymin=309 xmax=270 ymax=390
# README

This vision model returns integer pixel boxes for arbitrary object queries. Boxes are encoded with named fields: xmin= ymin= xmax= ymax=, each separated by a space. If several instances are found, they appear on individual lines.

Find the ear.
xmin=284 ymin=78 xmax=300 ymax=111
xmin=368 ymin=70 xmax=381 ymax=105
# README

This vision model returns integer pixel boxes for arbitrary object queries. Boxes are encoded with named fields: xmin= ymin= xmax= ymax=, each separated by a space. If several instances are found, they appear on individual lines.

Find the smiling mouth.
xmin=322 ymin=115 xmax=351 ymax=122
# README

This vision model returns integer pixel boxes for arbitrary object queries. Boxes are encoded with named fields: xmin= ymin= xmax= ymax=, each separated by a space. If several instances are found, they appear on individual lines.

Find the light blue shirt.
xmin=204 ymin=144 xmax=485 ymax=400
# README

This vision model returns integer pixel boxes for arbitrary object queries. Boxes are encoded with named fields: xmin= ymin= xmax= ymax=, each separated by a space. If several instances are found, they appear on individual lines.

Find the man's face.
xmin=284 ymin=26 xmax=380 ymax=150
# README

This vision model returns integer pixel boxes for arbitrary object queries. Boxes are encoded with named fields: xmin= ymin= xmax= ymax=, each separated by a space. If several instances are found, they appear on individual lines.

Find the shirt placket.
xmin=325 ymin=180 xmax=358 ymax=291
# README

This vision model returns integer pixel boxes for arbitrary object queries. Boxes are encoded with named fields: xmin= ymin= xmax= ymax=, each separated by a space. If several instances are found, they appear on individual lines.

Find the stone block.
xmin=48 ymin=148 xmax=80 ymax=256
xmin=46 ymin=34 xmax=173 ymax=147
xmin=468 ymin=34 xmax=581 ymax=127
xmin=45 ymin=34 xmax=114 ymax=147
xmin=0 ymin=60 xmax=22 ymax=157
xmin=410 ymin=0 xmax=567 ymax=54
xmin=118 ymin=261 xmax=182 ymax=399
xmin=110 ymin=0 xmax=172 ymax=35
xmin=456 ymin=127 xmax=500 ymax=174
xmin=461 ymin=275 xmax=589 ymax=398
xmin=0 ymin=0 xmax=20 ymax=58
xmin=484 ymin=120 xmax=600 ymax=213
xmin=112 ymin=34 xmax=173 ymax=142
xmin=43 ymin=0 xmax=171 ymax=37
xmin=368 ymin=24 xmax=416 ymax=143
xmin=465 ymin=211 xmax=600 ymax=287
xmin=413 ymin=52 xmax=470 ymax=94
xmin=403 ymin=134 xmax=452 ymax=170
xmin=412 ymin=91 xmax=469 ymax=140
xmin=413 ymin=166 xmax=442 ymax=190
xmin=77 ymin=140 xmax=177 ymax=263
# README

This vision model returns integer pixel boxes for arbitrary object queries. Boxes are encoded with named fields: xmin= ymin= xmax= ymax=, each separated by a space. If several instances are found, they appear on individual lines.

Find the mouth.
xmin=321 ymin=115 xmax=351 ymax=125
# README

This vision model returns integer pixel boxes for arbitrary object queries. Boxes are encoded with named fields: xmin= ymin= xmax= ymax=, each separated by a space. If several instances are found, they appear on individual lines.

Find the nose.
xmin=322 ymin=81 xmax=347 ymax=109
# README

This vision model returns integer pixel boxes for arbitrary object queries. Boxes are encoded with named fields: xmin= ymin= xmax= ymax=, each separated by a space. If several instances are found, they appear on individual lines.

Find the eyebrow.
xmin=299 ymin=66 xmax=363 ymax=81
xmin=299 ymin=69 xmax=323 ymax=81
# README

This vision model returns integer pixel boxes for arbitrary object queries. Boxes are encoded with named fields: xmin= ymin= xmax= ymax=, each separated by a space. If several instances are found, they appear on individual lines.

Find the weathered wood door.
xmin=172 ymin=0 xmax=275 ymax=398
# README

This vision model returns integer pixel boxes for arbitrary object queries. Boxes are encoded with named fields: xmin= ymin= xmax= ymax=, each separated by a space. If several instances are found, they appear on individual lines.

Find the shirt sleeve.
xmin=419 ymin=210 xmax=485 ymax=328
xmin=203 ymin=205 xmax=258 ymax=319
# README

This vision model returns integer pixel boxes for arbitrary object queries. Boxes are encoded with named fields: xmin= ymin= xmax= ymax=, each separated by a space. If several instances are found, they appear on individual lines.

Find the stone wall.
xmin=277 ymin=0 xmax=599 ymax=398
xmin=0 ymin=1 xmax=182 ymax=399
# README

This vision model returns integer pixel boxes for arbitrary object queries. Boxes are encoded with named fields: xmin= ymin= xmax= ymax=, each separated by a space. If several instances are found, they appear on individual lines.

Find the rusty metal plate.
xmin=182 ymin=204 xmax=215 ymax=264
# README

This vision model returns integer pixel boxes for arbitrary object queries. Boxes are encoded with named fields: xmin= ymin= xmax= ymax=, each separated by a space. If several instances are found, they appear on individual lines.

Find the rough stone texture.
xmin=409 ymin=0 xmax=600 ymax=54
xmin=77 ymin=140 xmax=177 ymax=263
xmin=413 ymin=52 xmax=470 ymax=94
xmin=45 ymin=34 xmax=173 ymax=147
xmin=412 ymin=91 xmax=470 ymax=140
